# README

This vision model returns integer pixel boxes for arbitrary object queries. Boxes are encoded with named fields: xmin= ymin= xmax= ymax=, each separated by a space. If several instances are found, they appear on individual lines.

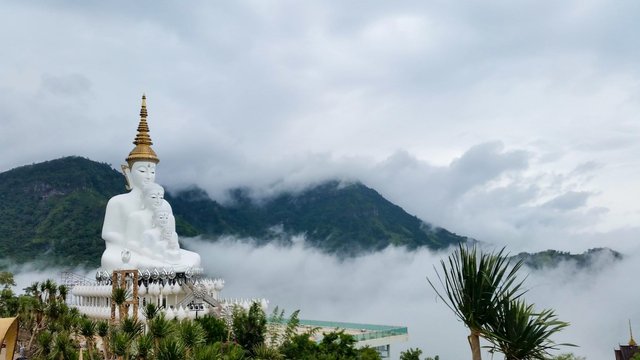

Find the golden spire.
xmin=126 ymin=94 xmax=159 ymax=166
xmin=630 ymin=320 xmax=637 ymax=346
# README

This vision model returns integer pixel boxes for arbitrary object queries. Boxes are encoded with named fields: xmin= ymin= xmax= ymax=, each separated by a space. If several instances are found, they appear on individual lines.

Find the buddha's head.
xmin=129 ymin=162 xmax=157 ymax=190
xmin=152 ymin=204 xmax=172 ymax=228
xmin=123 ymin=94 xmax=160 ymax=190
xmin=142 ymin=183 xmax=165 ymax=210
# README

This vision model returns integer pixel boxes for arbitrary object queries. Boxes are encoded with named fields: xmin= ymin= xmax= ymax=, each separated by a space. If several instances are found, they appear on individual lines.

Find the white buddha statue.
xmin=100 ymin=95 xmax=201 ymax=271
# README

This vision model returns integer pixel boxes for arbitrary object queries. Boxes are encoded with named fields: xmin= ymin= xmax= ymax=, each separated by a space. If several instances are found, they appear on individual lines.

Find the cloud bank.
xmin=184 ymin=238 xmax=640 ymax=359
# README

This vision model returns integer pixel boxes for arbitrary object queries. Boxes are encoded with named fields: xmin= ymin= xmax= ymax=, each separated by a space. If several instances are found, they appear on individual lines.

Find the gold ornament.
xmin=126 ymin=94 xmax=159 ymax=166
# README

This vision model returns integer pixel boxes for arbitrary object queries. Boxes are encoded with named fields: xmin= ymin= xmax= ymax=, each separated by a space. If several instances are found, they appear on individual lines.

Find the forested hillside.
xmin=0 ymin=157 xmax=467 ymax=267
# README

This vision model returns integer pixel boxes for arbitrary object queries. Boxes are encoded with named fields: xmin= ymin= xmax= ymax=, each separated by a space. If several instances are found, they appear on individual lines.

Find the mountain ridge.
xmin=0 ymin=156 xmax=467 ymax=267
xmin=0 ymin=156 xmax=621 ymax=270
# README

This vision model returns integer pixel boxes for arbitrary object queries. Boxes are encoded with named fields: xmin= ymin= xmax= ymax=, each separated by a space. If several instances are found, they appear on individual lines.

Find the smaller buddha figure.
xmin=142 ymin=204 xmax=181 ymax=263
xmin=125 ymin=182 xmax=166 ymax=251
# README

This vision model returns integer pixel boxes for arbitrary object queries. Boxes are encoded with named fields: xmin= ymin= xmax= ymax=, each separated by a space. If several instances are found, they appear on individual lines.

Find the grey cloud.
xmin=570 ymin=161 xmax=602 ymax=175
xmin=41 ymin=73 xmax=92 ymax=96
xmin=543 ymin=191 xmax=591 ymax=210
xmin=448 ymin=141 xmax=529 ymax=196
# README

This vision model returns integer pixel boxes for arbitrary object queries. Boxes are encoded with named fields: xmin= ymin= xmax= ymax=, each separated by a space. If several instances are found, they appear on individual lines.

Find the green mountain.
xmin=0 ymin=157 xmax=467 ymax=268
xmin=512 ymin=248 xmax=623 ymax=270
xmin=0 ymin=157 xmax=124 ymax=266
xmin=167 ymin=181 xmax=465 ymax=255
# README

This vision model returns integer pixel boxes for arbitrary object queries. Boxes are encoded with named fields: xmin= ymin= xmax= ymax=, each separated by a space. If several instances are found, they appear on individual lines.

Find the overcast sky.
xmin=3 ymin=1 xmax=638 ymax=253
xmin=3 ymin=1 xmax=640 ymax=357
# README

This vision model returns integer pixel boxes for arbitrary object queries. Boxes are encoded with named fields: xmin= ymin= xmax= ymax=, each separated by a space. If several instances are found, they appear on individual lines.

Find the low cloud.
xmin=7 ymin=236 xmax=638 ymax=359
xmin=161 ymin=141 xmax=613 ymax=253
xmin=183 ymin=237 xmax=637 ymax=359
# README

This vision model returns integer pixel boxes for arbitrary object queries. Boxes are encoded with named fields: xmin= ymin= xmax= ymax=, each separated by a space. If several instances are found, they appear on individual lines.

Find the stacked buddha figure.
xmin=100 ymin=95 xmax=201 ymax=271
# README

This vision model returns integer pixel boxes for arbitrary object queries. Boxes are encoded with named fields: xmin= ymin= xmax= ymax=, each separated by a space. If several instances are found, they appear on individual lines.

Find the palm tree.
xmin=59 ymin=305 xmax=81 ymax=332
xmin=33 ymin=330 xmax=54 ymax=359
xmin=427 ymin=244 xmax=525 ymax=360
xmin=43 ymin=279 xmax=58 ymax=305
xmin=110 ymin=330 xmax=133 ymax=360
xmin=24 ymin=281 xmax=41 ymax=301
xmin=148 ymin=313 xmax=174 ymax=350
xmin=192 ymin=343 xmax=224 ymax=360
xmin=79 ymin=318 xmax=97 ymax=360
xmin=96 ymin=320 xmax=110 ymax=360
xmin=484 ymin=298 xmax=571 ymax=360
xmin=49 ymin=331 xmax=78 ymax=360
xmin=120 ymin=317 xmax=144 ymax=341
xmin=18 ymin=294 xmax=41 ymax=349
xmin=112 ymin=288 xmax=131 ymax=321
xmin=58 ymin=285 xmax=69 ymax=303
xmin=156 ymin=338 xmax=185 ymax=360
xmin=133 ymin=333 xmax=154 ymax=360
xmin=177 ymin=320 xmax=207 ymax=358
xmin=143 ymin=303 xmax=159 ymax=321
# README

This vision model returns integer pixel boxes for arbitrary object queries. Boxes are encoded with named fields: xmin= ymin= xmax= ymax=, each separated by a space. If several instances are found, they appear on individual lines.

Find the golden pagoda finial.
xmin=629 ymin=320 xmax=637 ymax=346
xmin=125 ymin=94 xmax=159 ymax=166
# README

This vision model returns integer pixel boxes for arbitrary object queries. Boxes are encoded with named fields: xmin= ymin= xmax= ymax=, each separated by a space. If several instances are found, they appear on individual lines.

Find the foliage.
xmin=143 ymin=302 xmax=159 ymax=321
xmin=484 ymin=298 xmax=572 ymax=359
xmin=156 ymin=337 xmax=186 ymax=360
xmin=232 ymin=302 xmax=267 ymax=356
xmin=428 ymin=244 xmax=572 ymax=360
xmin=358 ymin=346 xmax=382 ymax=360
xmin=400 ymin=347 xmax=423 ymax=360
xmin=317 ymin=330 xmax=358 ymax=359
xmin=7 ymin=273 xmax=392 ymax=360
xmin=177 ymin=319 xmax=207 ymax=357
xmin=279 ymin=332 xmax=319 ymax=359
xmin=513 ymin=248 xmax=622 ymax=270
xmin=428 ymin=244 xmax=525 ymax=360
xmin=0 ymin=157 xmax=125 ymax=267
xmin=196 ymin=314 xmax=229 ymax=344
xmin=0 ymin=271 xmax=18 ymax=317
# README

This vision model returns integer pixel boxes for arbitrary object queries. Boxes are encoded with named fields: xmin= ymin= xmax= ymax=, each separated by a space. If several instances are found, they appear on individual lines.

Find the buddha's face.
xmin=143 ymin=187 xmax=165 ymax=210
xmin=129 ymin=162 xmax=156 ymax=189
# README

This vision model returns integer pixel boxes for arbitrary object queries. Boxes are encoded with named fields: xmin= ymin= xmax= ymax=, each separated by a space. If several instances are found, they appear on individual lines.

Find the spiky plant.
xmin=143 ymin=303 xmax=159 ymax=321
xmin=485 ymin=298 xmax=572 ymax=360
xmin=96 ymin=320 xmax=110 ymax=360
xmin=156 ymin=338 xmax=185 ymax=360
xmin=120 ymin=317 xmax=144 ymax=341
xmin=177 ymin=319 xmax=207 ymax=358
xmin=427 ymin=244 xmax=525 ymax=360
xmin=133 ymin=333 xmax=154 ymax=360
xmin=148 ymin=313 xmax=174 ymax=350
xmin=79 ymin=318 xmax=97 ymax=360
xmin=111 ymin=330 xmax=133 ymax=360
xmin=252 ymin=343 xmax=284 ymax=360
xmin=49 ymin=331 xmax=78 ymax=360
xmin=34 ymin=330 xmax=54 ymax=359
xmin=111 ymin=288 xmax=130 ymax=321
